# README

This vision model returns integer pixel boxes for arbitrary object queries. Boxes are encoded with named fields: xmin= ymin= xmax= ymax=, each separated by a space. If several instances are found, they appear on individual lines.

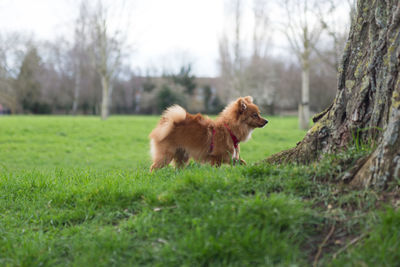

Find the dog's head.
xmin=236 ymin=96 xmax=268 ymax=128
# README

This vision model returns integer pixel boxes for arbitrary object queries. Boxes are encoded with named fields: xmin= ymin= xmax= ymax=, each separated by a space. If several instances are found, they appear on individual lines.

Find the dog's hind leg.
xmin=172 ymin=148 xmax=189 ymax=169
xmin=149 ymin=140 xmax=174 ymax=171
xmin=150 ymin=152 xmax=174 ymax=171
xmin=209 ymin=155 xmax=222 ymax=167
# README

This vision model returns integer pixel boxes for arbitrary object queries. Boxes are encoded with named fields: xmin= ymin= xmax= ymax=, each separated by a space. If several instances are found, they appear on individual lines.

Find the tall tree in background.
xmin=14 ymin=46 xmax=45 ymax=113
xmin=43 ymin=37 xmax=86 ymax=114
xmin=282 ymin=0 xmax=323 ymax=129
xmin=268 ymin=0 xmax=400 ymax=189
xmin=218 ymin=0 xmax=246 ymax=100
xmin=72 ymin=1 xmax=90 ymax=115
xmin=219 ymin=0 xmax=276 ymax=111
xmin=247 ymin=0 xmax=276 ymax=113
xmin=89 ymin=0 xmax=131 ymax=120
xmin=252 ymin=0 xmax=270 ymax=59
xmin=0 ymin=33 xmax=23 ymax=113
xmin=315 ymin=0 xmax=355 ymax=71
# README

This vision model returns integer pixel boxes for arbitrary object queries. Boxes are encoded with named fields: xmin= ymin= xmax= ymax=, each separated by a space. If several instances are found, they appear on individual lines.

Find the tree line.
xmin=0 ymin=0 xmax=353 ymax=120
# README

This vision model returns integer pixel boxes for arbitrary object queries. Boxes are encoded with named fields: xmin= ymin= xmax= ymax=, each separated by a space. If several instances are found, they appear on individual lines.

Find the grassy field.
xmin=0 ymin=116 xmax=399 ymax=266
xmin=0 ymin=115 xmax=305 ymax=170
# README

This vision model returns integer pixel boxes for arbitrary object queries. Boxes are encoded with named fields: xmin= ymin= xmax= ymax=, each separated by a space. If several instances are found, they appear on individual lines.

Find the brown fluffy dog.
xmin=149 ymin=96 xmax=268 ymax=171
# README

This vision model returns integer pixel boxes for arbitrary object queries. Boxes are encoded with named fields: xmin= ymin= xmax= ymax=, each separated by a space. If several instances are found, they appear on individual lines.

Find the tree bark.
xmin=267 ymin=0 xmax=400 ymax=189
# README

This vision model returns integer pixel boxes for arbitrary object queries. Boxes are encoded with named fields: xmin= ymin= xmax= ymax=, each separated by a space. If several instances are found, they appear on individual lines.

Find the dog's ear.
xmin=238 ymin=98 xmax=247 ymax=113
xmin=244 ymin=96 xmax=253 ymax=103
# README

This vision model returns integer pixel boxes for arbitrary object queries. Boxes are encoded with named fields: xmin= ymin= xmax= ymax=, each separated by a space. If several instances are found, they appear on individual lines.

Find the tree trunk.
xmin=101 ymin=75 xmax=110 ymax=120
xmin=267 ymin=0 xmax=400 ymax=189
xmin=72 ymin=67 xmax=81 ymax=115
xmin=299 ymin=60 xmax=310 ymax=129
xmin=299 ymin=22 xmax=312 ymax=130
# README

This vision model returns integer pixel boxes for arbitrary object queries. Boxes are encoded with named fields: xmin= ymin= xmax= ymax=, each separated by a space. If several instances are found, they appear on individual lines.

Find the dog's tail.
xmin=149 ymin=105 xmax=186 ymax=142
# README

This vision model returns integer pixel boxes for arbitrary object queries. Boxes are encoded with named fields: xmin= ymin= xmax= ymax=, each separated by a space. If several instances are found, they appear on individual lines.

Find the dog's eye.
xmin=252 ymin=113 xmax=258 ymax=118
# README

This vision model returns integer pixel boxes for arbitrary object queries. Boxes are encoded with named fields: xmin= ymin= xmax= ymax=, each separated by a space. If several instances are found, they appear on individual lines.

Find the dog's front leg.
xmin=234 ymin=145 xmax=246 ymax=165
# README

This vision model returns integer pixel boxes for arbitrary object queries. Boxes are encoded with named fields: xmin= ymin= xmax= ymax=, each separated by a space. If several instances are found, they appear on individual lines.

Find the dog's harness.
xmin=209 ymin=124 xmax=240 ymax=153
xmin=224 ymin=123 xmax=239 ymax=149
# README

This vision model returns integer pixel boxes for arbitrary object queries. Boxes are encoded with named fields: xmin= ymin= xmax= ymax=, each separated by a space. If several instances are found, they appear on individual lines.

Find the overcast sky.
xmin=0 ymin=0 xmax=234 ymax=77
xmin=0 ymin=0 xmax=349 ymax=77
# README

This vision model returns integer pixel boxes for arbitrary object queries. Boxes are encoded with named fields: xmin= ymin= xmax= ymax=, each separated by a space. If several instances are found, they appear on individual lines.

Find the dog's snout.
xmin=259 ymin=118 xmax=268 ymax=128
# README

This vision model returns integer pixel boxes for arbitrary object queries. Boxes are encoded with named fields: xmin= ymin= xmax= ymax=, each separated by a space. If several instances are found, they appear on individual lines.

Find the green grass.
xmin=0 ymin=116 xmax=399 ymax=266
xmin=0 ymin=115 xmax=304 ymax=170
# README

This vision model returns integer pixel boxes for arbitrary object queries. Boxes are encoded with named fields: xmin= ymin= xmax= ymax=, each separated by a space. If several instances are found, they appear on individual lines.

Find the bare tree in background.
xmin=282 ymin=0 xmax=323 ymax=129
xmin=314 ymin=0 xmax=356 ymax=71
xmin=71 ymin=1 xmax=90 ymax=115
xmin=218 ymin=35 xmax=233 ymax=101
xmin=247 ymin=0 xmax=276 ymax=113
xmin=219 ymin=0 xmax=275 ymax=109
xmin=232 ymin=0 xmax=243 ymax=71
xmin=252 ymin=0 xmax=270 ymax=59
xmin=0 ymin=33 xmax=28 ymax=113
xmin=305 ymin=1 xmax=356 ymax=114
xmin=88 ymin=0 xmax=131 ymax=120
xmin=218 ymin=0 xmax=246 ymax=101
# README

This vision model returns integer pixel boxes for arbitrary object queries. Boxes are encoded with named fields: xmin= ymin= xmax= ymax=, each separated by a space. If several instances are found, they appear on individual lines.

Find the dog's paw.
xmin=233 ymin=158 xmax=247 ymax=165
